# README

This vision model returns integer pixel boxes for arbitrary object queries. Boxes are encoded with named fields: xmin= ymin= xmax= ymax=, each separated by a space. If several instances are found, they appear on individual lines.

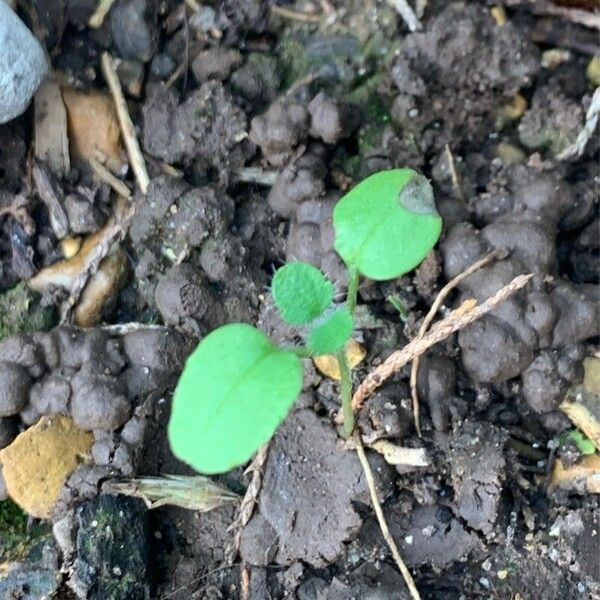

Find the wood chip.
xmin=34 ymin=79 xmax=70 ymax=177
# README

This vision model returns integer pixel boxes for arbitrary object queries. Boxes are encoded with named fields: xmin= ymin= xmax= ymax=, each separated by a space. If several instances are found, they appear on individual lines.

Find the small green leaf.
xmin=308 ymin=307 xmax=354 ymax=355
xmin=272 ymin=262 xmax=334 ymax=325
xmin=562 ymin=429 xmax=596 ymax=455
xmin=333 ymin=169 xmax=442 ymax=280
xmin=168 ymin=323 xmax=302 ymax=474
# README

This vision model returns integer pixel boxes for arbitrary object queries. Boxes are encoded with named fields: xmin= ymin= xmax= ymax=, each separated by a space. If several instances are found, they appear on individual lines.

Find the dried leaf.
xmin=313 ymin=339 xmax=366 ymax=380
xmin=0 ymin=416 xmax=93 ymax=518
xmin=62 ymin=87 xmax=126 ymax=173
xmin=74 ymin=247 xmax=127 ymax=327
xmin=104 ymin=475 xmax=239 ymax=511
xmin=551 ymin=454 xmax=600 ymax=494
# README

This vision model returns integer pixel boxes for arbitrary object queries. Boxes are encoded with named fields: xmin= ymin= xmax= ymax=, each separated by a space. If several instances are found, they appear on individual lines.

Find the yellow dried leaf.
xmin=551 ymin=454 xmax=600 ymax=495
xmin=0 ymin=416 xmax=93 ymax=518
xmin=313 ymin=339 xmax=366 ymax=380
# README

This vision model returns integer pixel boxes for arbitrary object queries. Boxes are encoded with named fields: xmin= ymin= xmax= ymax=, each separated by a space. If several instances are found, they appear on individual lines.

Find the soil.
xmin=0 ymin=0 xmax=598 ymax=599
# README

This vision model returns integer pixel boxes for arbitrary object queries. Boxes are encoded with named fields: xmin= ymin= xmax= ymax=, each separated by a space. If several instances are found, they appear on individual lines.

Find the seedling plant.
xmin=169 ymin=168 xmax=442 ymax=474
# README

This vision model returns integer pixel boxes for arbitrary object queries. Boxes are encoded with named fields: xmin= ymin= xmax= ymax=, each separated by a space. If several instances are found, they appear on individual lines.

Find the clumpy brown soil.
xmin=0 ymin=1 xmax=598 ymax=599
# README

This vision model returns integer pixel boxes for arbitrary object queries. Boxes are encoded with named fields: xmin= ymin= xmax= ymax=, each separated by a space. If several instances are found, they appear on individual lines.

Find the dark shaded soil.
xmin=0 ymin=1 xmax=598 ymax=599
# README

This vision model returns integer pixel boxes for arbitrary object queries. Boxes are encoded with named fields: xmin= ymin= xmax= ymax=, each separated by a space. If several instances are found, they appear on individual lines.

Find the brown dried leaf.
xmin=0 ymin=416 xmax=93 ymax=518
xmin=62 ymin=87 xmax=126 ymax=173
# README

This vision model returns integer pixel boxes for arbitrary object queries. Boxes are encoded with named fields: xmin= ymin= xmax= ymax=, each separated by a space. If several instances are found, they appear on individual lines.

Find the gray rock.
xmin=0 ymin=0 xmax=48 ymax=124
xmin=109 ymin=0 xmax=158 ymax=63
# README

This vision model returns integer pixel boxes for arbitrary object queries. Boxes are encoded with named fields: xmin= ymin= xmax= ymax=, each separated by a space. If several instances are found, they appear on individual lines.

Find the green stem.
xmin=337 ymin=348 xmax=354 ymax=437
xmin=387 ymin=294 xmax=409 ymax=322
xmin=346 ymin=266 xmax=360 ymax=314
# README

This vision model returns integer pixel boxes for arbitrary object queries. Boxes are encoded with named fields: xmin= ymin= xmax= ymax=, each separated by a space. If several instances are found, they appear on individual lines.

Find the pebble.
xmin=0 ymin=0 xmax=48 ymax=124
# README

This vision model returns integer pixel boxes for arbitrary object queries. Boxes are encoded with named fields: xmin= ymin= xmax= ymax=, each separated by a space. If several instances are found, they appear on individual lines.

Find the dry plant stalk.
xmin=100 ymin=52 xmax=150 ymax=194
xmin=350 ymin=273 xmax=533 ymax=414
xmin=228 ymin=443 xmax=270 ymax=563
xmin=410 ymin=251 xmax=501 ymax=435
xmin=354 ymin=432 xmax=421 ymax=600
xmin=387 ymin=0 xmax=422 ymax=32
xmin=88 ymin=0 xmax=118 ymax=28
xmin=270 ymin=4 xmax=323 ymax=23
xmin=560 ymin=399 xmax=600 ymax=452
xmin=90 ymin=155 xmax=132 ymax=199
xmin=558 ymin=87 xmax=600 ymax=160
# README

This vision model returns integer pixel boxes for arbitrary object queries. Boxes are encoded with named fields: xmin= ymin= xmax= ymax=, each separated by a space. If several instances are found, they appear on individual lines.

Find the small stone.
xmin=109 ymin=0 xmax=158 ymax=63
xmin=0 ymin=1 xmax=48 ymax=124
xmin=116 ymin=59 xmax=145 ymax=97
xmin=64 ymin=193 xmax=103 ymax=234
xmin=191 ymin=48 xmax=242 ymax=83
xmin=0 ymin=363 xmax=31 ymax=417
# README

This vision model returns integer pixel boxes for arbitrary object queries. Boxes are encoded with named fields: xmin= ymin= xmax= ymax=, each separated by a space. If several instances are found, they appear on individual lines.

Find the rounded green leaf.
xmin=272 ymin=262 xmax=334 ymax=325
xmin=333 ymin=169 xmax=442 ymax=280
xmin=168 ymin=323 xmax=302 ymax=474
xmin=308 ymin=307 xmax=353 ymax=355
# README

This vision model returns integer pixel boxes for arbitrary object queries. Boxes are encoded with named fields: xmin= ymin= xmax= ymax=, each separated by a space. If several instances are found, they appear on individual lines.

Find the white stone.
xmin=0 ymin=0 xmax=48 ymax=124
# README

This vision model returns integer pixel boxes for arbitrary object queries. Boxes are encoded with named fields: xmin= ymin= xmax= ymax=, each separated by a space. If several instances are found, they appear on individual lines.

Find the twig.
xmin=231 ymin=167 xmax=278 ymax=186
xmin=560 ymin=398 xmax=600 ymax=452
xmin=100 ymin=322 xmax=168 ymax=335
xmin=387 ymin=0 xmax=422 ymax=32
xmin=410 ymin=251 xmax=501 ymax=435
xmin=100 ymin=52 xmax=150 ymax=194
xmin=444 ymin=144 xmax=466 ymax=204
xmin=270 ymin=4 xmax=322 ymax=23
xmin=88 ymin=0 xmax=117 ymax=28
xmin=557 ymin=87 xmax=600 ymax=160
xmin=502 ymin=0 xmax=600 ymax=29
xmin=350 ymin=273 xmax=533 ymax=414
xmin=240 ymin=566 xmax=250 ymax=600
xmin=90 ymin=155 xmax=132 ymax=199
xmin=354 ymin=432 xmax=421 ymax=600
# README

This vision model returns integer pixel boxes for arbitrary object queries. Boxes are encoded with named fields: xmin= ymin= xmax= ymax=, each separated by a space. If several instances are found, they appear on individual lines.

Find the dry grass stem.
xmin=270 ymin=4 xmax=322 ymax=23
xmin=228 ymin=443 xmax=270 ymax=562
xmin=354 ymin=432 xmax=421 ymax=600
xmin=89 ymin=0 xmax=118 ymax=28
xmin=558 ymin=87 xmax=600 ymax=160
xmin=100 ymin=52 xmax=150 ymax=194
xmin=387 ymin=0 xmax=422 ymax=31
xmin=90 ymin=155 xmax=132 ymax=199
xmin=351 ymin=273 xmax=533 ymax=414
xmin=410 ymin=250 xmax=501 ymax=435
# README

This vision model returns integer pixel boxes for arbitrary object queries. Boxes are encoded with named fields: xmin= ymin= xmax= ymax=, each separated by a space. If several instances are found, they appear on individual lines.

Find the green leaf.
xmin=308 ymin=307 xmax=354 ymax=355
xmin=562 ymin=429 xmax=596 ymax=455
xmin=272 ymin=262 xmax=334 ymax=325
xmin=333 ymin=169 xmax=442 ymax=280
xmin=168 ymin=323 xmax=302 ymax=474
